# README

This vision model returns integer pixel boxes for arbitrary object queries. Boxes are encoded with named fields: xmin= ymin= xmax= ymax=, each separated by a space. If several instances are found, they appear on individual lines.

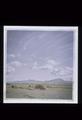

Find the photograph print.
xmin=3 ymin=26 xmax=78 ymax=103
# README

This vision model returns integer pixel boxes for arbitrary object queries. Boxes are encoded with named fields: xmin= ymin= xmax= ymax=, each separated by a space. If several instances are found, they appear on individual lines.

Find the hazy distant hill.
xmin=46 ymin=78 xmax=64 ymax=84
xmin=46 ymin=79 xmax=72 ymax=85
xmin=7 ymin=78 xmax=72 ymax=85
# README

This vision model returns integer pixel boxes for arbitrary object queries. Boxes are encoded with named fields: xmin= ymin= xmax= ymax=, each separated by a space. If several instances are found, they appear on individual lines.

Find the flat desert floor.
xmin=6 ymin=83 xmax=72 ymax=99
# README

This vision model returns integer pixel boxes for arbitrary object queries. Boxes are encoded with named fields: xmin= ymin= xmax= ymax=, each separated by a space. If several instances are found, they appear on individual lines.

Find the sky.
xmin=6 ymin=30 xmax=74 ymax=82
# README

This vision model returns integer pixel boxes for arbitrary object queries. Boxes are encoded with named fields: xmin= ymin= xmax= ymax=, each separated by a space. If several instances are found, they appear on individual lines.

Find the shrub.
xmin=11 ymin=85 xmax=15 ymax=88
xmin=28 ymin=85 xmax=31 ymax=87
xmin=35 ymin=84 xmax=45 ymax=90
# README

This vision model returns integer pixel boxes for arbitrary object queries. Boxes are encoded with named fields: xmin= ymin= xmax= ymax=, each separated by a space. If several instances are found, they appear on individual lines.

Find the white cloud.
xmin=32 ymin=62 xmax=38 ymax=69
xmin=41 ymin=64 xmax=54 ymax=72
xmin=32 ymin=59 xmax=59 ymax=72
xmin=47 ymin=59 xmax=59 ymax=66
xmin=8 ymin=53 xmax=21 ymax=59
xmin=7 ymin=60 xmax=28 ymax=76
xmin=9 ymin=54 xmax=16 ymax=58
xmin=32 ymin=59 xmax=73 ymax=81
xmin=51 ymin=65 xmax=73 ymax=80
xmin=8 ymin=60 xmax=28 ymax=69
xmin=23 ymin=63 xmax=27 ymax=66
xmin=7 ymin=65 xmax=15 ymax=73
xmin=10 ymin=61 xmax=22 ymax=67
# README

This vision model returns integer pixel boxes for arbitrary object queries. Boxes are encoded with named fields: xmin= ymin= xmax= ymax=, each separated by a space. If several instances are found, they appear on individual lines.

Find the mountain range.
xmin=7 ymin=78 xmax=72 ymax=85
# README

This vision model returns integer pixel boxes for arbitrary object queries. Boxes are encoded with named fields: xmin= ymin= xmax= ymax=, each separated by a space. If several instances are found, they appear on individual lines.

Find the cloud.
xmin=9 ymin=53 xmax=22 ymax=59
xmin=51 ymin=65 xmax=73 ymax=80
xmin=23 ymin=63 xmax=27 ymax=66
xmin=7 ymin=60 xmax=28 ymax=76
xmin=10 ymin=61 xmax=22 ymax=67
xmin=47 ymin=59 xmax=59 ymax=66
xmin=8 ymin=60 xmax=28 ymax=69
xmin=32 ymin=59 xmax=59 ymax=72
xmin=32 ymin=62 xmax=38 ymax=69
xmin=32 ymin=59 xmax=73 ymax=80
xmin=9 ymin=54 xmax=16 ymax=58
xmin=7 ymin=65 xmax=15 ymax=73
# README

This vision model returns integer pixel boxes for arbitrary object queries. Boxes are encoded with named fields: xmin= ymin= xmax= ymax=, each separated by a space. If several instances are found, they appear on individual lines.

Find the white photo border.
xmin=3 ymin=26 xmax=78 ymax=104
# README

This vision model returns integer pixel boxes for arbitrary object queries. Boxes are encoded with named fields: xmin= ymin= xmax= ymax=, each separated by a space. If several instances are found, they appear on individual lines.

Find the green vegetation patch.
xmin=35 ymin=84 xmax=46 ymax=90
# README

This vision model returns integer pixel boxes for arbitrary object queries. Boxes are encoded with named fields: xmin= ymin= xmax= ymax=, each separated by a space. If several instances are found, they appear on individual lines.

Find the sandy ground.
xmin=6 ymin=83 xmax=72 ymax=99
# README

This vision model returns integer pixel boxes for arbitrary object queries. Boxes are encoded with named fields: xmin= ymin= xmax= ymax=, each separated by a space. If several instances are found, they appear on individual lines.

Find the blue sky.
xmin=6 ymin=30 xmax=73 ymax=81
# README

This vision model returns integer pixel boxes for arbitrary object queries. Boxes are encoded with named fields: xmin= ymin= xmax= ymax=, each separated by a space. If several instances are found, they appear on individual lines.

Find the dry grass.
xmin=6 ymin=83 xmax=72 ymax=99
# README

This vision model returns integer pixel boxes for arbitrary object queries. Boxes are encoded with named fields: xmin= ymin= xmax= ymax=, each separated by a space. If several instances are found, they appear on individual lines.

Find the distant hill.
xmin=7 ymin=78 xmax=72 ymax=85
xmin=46 ymin=78 xmax=65 ymax=84
xmin=46 ymin=79 xmax=72 ymax=85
